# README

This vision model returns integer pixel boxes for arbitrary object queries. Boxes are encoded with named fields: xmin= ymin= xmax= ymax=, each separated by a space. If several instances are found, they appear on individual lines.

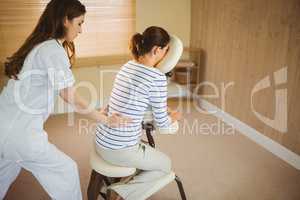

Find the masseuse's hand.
xmin=99 ymin=105 xmax=132 ymax=128
xmin=99 ymin=105 xmax=109 ymax=115
xmin=106 ymin=112 xmax=132 ymax=128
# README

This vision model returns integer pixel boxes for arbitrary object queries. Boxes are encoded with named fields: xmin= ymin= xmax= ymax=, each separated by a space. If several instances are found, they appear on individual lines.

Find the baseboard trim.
xmin=195 ymin=96 xmax=300 ymax=170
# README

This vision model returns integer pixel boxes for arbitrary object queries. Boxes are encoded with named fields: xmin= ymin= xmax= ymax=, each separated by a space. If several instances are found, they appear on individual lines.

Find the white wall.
xmin=136 ymin=0 xmax=191 ymax=47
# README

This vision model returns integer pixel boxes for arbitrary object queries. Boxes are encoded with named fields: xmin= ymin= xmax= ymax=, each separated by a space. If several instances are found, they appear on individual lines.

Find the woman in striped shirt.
xmin=95 ymin=26 xmax=181 ymax=200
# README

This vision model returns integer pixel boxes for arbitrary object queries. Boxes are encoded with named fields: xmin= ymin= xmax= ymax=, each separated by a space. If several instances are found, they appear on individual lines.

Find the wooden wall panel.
xmin=75 ymin=0 xmax=135 ymax=58
xmin=0 ymin=0 xmax=45 ymax=62
xmin=191 ymin=0 xmax=300 ymax=154
xmin=0 ymin=0 xmax=135 ymax=63
xmin=283 ymin=2 xmax=300 ymax=153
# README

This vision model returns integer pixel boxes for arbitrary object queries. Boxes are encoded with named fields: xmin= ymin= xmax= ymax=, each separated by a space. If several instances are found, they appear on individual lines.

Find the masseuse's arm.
xmin=59 ymin=86 xmax=130 ymax=127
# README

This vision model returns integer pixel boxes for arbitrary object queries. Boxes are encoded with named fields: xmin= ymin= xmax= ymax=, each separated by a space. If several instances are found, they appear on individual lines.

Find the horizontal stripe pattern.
xmin=96 ymin=60 xmax=171 ymax=150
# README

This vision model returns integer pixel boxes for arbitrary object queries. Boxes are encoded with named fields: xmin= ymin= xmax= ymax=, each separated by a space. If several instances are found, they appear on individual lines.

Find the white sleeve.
xmin=45 ymin=51 xmax=75 ymax=90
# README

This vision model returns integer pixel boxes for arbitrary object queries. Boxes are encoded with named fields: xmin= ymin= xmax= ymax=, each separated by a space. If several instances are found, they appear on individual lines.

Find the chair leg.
xmin=175 ymin=175 xmax=187 ymax=200
xmin=145 ymin=126 xmax=155 ymax=148
xmin=100 ymin=177 xmax=124 ymax=200
xmin=87 ymin=170 xmax=105 ymax=200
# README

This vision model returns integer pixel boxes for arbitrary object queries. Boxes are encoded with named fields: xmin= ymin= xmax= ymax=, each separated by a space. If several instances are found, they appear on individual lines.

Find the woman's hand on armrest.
xmin=169 ymin=110 xmax=182 ymax=123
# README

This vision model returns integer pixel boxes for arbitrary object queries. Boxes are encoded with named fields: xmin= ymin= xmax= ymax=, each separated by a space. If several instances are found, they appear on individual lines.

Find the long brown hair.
xmin=130 ymin=26 xmax=170 ymax=60
xmin=4 ymin=0 xmax=86 ymax=79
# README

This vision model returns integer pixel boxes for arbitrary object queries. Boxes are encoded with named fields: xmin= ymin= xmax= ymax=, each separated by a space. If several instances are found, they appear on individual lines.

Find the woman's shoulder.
xmin=23 ymin=39 xmax=66 ymax=66
xmin=33 ymin=39 xmax=68 ymax=64
xmin=23 ymin=39 xmax=69 ymax=68
xmin=126 ymin=60 xmax=165 ymax=78
xmin=37 ymin=39 xmax=65 ymax=55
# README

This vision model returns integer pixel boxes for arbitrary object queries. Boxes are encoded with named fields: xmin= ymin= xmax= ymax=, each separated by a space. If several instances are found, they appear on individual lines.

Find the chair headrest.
xmin=156 ymin=35 xmax=183 ymax=73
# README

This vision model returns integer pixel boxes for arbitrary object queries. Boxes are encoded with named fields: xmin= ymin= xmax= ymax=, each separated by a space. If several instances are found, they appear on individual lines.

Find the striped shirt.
xmin=95 ymin=60 xmax=171 ymax=150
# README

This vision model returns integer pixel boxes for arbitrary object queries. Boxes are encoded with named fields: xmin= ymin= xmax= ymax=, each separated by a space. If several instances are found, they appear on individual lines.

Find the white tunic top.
xmin=0 ymin=39 xmax=75 ymax=155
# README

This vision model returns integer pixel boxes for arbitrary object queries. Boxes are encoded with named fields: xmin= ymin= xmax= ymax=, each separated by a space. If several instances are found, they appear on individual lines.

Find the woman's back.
xmin=95 ymin=60 xmax=171 ymax=150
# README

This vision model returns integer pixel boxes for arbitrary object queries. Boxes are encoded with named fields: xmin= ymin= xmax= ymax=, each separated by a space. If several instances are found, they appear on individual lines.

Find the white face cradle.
xmin=156 ymin=35 xmax=183 ymax=74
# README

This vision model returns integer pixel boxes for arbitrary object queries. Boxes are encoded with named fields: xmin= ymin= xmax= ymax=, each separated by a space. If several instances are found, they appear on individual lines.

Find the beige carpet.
xmin=4 ymin=100 xmax=300 ymax=200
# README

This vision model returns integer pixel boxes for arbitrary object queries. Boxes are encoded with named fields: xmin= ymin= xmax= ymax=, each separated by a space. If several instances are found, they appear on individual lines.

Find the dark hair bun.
xmin=129 ymin=26 xmax=170 ymax=60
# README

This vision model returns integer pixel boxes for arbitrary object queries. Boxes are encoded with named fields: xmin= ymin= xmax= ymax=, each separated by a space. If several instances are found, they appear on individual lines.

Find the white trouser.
xmin=96 ymin=143 xmax=172 ymax=200
xmin=0 ymin=135 xmax=82 ymax=200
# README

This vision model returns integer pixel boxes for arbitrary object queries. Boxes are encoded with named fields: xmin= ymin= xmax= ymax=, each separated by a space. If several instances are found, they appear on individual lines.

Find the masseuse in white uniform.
xmin=0 ymin=0 xmax=129 ymax=199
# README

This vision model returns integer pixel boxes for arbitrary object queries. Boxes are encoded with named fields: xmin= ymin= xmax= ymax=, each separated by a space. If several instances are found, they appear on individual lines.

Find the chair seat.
xmin=90 ymin=148 xmax=136 ymax=178
xmin=139 ymin=171 xmax=175 ymax=199
xmin=109 ymin=171 xmax=176 ymax=199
